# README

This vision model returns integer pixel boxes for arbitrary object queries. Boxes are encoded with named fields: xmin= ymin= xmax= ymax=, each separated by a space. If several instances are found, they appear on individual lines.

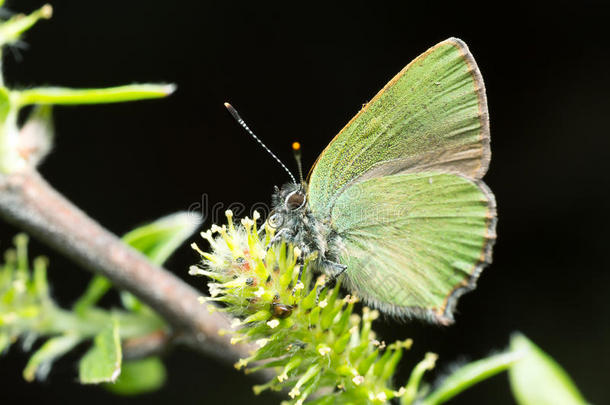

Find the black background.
xmin=1 ymin=1 xmax=609 ymax=404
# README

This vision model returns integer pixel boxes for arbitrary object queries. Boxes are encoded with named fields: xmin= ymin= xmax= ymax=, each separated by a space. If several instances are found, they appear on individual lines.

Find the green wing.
xmin=308 ymin=38 xmax=490 ymax=218
xmin=331 ymin=172 xmax=496 ymax=324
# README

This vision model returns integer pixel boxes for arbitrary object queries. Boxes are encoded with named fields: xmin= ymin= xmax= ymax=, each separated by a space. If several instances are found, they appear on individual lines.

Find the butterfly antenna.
xmin=292 ymin=141 xmax=304 ymax=185
xmin=224 ymin=102 xmax=297 ymax=185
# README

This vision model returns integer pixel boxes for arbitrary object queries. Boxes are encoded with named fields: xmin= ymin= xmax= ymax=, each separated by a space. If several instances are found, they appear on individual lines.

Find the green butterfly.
xmin=232 ymin=37 xmax=496 ymax=325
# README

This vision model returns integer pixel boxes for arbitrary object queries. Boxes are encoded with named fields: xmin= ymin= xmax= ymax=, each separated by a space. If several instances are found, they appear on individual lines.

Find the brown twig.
xmin=122 ymin=330 xmax=172 ymax=360
xmin=0 ymin=168 xmax=253 ymax=364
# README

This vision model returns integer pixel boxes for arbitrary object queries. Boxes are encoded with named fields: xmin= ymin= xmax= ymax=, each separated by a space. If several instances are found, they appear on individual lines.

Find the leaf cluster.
xmin=0 ymin=212 xmax=199 ymax=394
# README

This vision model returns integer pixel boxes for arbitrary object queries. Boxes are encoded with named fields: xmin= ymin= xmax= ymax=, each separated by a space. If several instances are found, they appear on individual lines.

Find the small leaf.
xmin=123 ymin=211 xmax=202 ymax=266
xmin=104 ymin=357 xmax=167 ymax=396
xmin=79 ymin=317 xmax=122 ymax=384
xmin=121 ymin=211 xmax=201 ymax=312
xmin=73 ymin=275 xmax=112 ymax=314
xmin=22 ymin=334 xmax=81 ymax=381
xmin=419 ymin=350 xmax=522 ymax=405
xmin=508 ymin=333 xmax=588 ymax=405
xmin=0 ymin=86 xmax=10 ymax=121
xmin=119 ymin=291 xmax=144 ymax=313
xmin=74 ymin=212 xmax=200 ymax=312
xmin=0 ymin=332 xmax=12 ymax=353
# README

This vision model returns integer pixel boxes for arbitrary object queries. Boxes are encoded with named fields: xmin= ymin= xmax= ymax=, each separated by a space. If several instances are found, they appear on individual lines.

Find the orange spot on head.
xmin=292 ymin=142 xmax=301 ymax=151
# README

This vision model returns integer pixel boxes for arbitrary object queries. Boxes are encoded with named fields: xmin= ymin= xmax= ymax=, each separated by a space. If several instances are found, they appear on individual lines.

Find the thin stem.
xmin=49 ymin=306 xmax=168 ymax=359
xmin=0 ymin=168 xmax=253 ymax=364
xmin=46 ymin=306 xmax=163 ymax=340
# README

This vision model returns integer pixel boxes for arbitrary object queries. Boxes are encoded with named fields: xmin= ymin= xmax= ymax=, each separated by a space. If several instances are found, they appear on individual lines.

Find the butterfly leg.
xmin=291 ymin=240 xmax=316 ymax=295
xmin=265 ymin=228 xmax=294 ymax=252
xmin=323 ymin=259 xmax=347 ymax=278
xmin=315 ymin=258 xmax=347 ymax=303
xmin=291 ymin=253 xmax=306 ymax=296
xmin=323 ymin=259 xmax=347 ymax=287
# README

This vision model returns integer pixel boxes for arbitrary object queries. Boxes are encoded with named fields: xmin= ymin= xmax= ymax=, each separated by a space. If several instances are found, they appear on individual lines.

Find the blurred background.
xmin=1 ymin=0 xmax=609 ymax=403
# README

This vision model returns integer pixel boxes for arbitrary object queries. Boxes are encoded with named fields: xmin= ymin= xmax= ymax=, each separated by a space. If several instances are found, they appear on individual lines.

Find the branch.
xmin=0 ymin=168 xmax=253 ymax=364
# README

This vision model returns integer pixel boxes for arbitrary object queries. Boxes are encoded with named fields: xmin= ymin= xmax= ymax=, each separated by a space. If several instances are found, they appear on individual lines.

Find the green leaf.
xmin=121 ymin=211 xmax=201 ymax=312
xmin=119 ymin=291 xmax=144 ymax=313
xmin=14 ymin=84 xmax=176 ymax=107
xmin=75 ymin=211 xmax=200 ymax=312
xmin=508 ymin=334 xmax=588 ymax=405
xmin=122 ymin=211 xmax=202 ymax=266
xmin=79 ymin=317 xmax=122 ymax=384
xmin=104 ymin=357 xmax=167 ymax=396
xmin=0 ymin=332 xmax=11 ymax=353
xmin=0 ymin=86 xmax=18 ymax=173
xmin=22 ymin=334 xmax=81 ymax=381
xmin=0 ymin=86 xmax=10 ymax=120
xmin=419 ymin=350 xmax=523 ymax=405
xmin=73 ymin=275 xmax=112 ymax=314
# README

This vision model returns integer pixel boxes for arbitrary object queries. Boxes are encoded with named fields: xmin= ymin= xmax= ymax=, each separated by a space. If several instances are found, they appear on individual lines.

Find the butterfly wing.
xmin=331 ymin=172 xmax=496 ymax=324
xmin=308 ymin=38 xmax=489 ymax=218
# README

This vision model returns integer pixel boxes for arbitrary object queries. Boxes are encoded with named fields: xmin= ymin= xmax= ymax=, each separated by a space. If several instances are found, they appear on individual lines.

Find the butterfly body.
xmin=264 ymin=37 xmax=496 ymax=325
xmin=269 ymin=183 xmax=346 ymax=277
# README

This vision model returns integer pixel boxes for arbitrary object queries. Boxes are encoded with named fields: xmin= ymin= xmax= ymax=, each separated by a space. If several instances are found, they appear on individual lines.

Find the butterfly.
xmin=228 ymin=37 xmax=496 ymax=325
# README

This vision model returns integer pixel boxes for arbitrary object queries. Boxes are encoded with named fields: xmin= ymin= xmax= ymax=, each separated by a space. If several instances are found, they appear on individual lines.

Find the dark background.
xmin=1 ymin=1 xmax=609 ymax=404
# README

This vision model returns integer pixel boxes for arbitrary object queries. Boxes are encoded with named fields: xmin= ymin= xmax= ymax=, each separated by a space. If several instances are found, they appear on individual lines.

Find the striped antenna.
xmin=224 ymin=102 xmax=297 ymax=185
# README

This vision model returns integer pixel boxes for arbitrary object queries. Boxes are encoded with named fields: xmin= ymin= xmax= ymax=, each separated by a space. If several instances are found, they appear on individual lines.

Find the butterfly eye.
xmin=286 ymin=192 xmax=306 ymax=210
xmin=268 ymin=212 xmax=283 ymax=229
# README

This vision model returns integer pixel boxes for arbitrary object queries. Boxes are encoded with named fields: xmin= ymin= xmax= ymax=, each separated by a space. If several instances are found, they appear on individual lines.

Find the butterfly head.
xmin=285 ymin=187 xmax=307 ymax=211
xmin=272 ymin=183 xmax=307 ymax=211
xmin=268 ymin=183 xmax=308 ymax=229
